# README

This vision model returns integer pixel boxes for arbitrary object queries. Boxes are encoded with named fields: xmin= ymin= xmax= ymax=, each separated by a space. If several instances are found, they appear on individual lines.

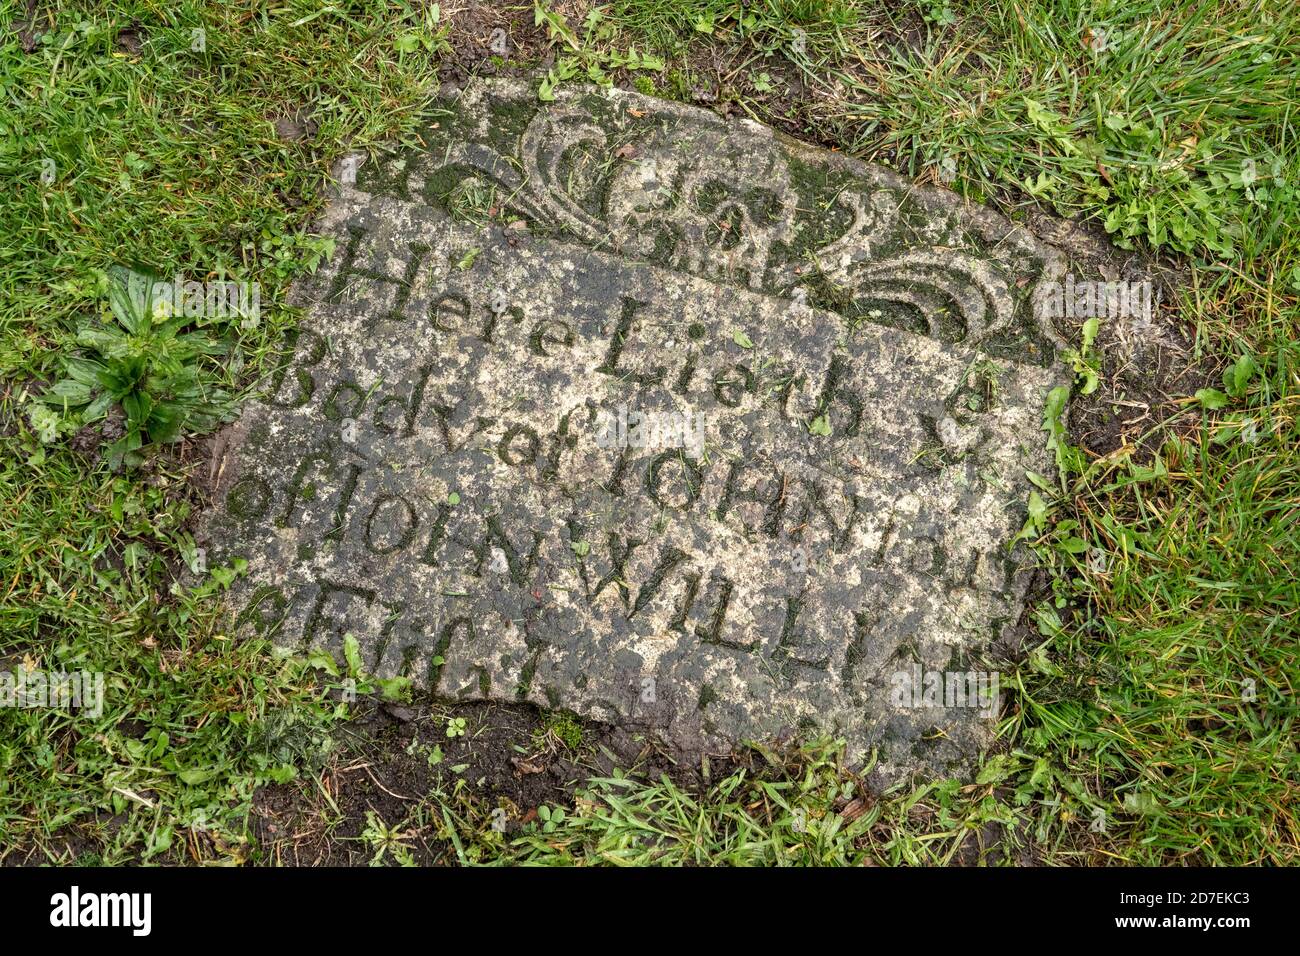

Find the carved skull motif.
xmin=604 ymin=123 xmax=800 ymax=289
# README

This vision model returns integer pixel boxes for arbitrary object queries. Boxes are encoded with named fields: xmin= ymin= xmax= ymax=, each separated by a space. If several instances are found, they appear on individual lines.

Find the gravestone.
xmin=201 ymin=78 xmax=1068 ymax=777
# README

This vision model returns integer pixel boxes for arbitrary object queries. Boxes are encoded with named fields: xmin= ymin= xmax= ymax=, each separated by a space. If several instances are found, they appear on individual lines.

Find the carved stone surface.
xmin=201 ymin=79 xmax=1068 ymax=777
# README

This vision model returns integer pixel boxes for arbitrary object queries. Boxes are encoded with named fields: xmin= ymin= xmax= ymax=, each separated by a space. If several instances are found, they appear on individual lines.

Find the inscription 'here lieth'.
xmin=200 ymin=78 xmax=1068 ymax=776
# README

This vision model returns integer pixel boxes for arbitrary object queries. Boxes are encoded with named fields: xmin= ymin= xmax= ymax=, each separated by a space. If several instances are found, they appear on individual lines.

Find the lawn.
xmin=1 ymin=0 xmax=1295 ymax=865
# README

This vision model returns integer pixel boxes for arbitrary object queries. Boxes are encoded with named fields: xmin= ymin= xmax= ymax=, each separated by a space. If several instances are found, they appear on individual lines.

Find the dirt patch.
xmin=1017 ymin=211 xmax=1208 ymax=461
xmin=10 ymin=0 xmax=41 ymax=53
xmin=248 ymin=695 xmax=721 ymax=866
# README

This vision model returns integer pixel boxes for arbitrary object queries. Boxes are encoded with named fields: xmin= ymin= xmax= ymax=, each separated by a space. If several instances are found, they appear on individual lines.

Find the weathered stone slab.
xmin=202 ymin=79 xmax=1068 ymax=777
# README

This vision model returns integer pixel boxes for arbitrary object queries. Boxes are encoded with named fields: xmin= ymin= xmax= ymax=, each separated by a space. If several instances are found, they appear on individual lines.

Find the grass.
xmin=0 ymin=0 xmax=443 ymax=863
xmin=1 ymin=0 xmax=1296 ymax=864
xmin=1010 ymin=366 xmax=1300 ymax=863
